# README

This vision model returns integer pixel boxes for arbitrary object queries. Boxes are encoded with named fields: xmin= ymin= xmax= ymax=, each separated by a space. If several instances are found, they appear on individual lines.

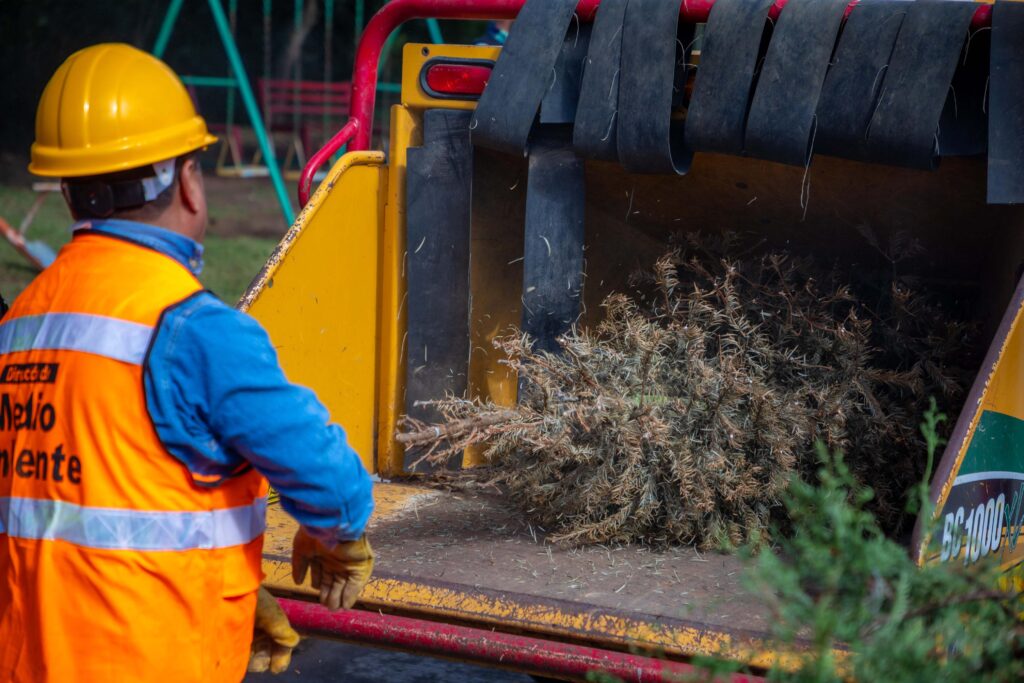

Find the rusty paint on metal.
xmin=262 ymin=549 xmax=789 ymax=670
xmin=238 ymin=151 xmax=385 ymax=313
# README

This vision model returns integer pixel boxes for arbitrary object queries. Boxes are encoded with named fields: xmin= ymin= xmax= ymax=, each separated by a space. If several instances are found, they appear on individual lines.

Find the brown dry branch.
xmin=396 ymin=409 xmax=520 ymax=448
xmin=398 ymin=235 xmax=976 ymax=549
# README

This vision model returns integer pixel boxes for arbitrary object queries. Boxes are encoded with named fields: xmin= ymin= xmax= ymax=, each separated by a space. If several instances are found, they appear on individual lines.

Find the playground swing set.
xmin=154 ymin=0 xmax=443 ymax=220
xmin=196 ymin=0 xmax=347 ymax=183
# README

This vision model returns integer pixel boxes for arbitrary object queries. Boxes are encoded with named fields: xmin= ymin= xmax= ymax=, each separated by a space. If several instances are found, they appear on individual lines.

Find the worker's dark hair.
xmin=62 ymin=151 xmax=198 ymax=221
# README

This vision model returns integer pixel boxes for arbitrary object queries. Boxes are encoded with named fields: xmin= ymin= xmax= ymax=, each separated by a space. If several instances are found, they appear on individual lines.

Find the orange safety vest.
xmin=0 ymin=231 xmax=268 ymax=682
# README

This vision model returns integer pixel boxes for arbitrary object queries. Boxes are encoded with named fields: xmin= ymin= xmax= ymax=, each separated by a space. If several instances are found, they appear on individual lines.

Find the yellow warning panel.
xmin=240 ymin=152 xmax=387 ymax=473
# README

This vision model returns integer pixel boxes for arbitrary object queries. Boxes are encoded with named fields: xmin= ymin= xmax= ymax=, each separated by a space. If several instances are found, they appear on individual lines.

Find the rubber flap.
xmin=685 ymin=0 xmax=774 ymax=156
xmin=405 ymin=109 xmax=474 ymax=470
xmin=471 ymin=0 xmax=579 ymax=156
xmin=865 ymin=0 xmax=976 ymax=169
xmin=936 ymin=27 xmax=988 ymax=158
xmin=617 ymin=0 xmax=695 ymax=174
xmin=815 ymin=0 xmax=909 ymax=159
xmin=541 ymin=22 xmax=593 ymax=124
xmin=745 ymin=0 xmax=848 ymax=166
xmin=573 ymin=0 xmax=629 ymax=161
xmin=988 ymin=0 xmax=1024 ymax=204
xmin=521 ymin=131 xmax=586 ymax=354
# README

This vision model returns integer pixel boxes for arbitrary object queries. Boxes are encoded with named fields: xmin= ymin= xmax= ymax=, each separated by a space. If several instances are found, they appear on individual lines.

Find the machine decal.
xmin=916 ymin=276 xmax=1024 ymax=569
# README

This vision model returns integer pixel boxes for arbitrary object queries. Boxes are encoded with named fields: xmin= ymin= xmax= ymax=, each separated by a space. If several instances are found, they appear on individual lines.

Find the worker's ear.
xmin=178 ymin=156 xmax=205 ymax=216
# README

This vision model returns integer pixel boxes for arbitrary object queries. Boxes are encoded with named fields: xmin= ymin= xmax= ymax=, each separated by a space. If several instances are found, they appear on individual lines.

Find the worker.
xmin=0 ymin=43 xmax=374 ymax=682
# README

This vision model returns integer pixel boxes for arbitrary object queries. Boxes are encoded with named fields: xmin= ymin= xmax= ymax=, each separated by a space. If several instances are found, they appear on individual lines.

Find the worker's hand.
xmin=248 ymin=586 xmax=301 ymax=674
xmin=292 ymin=530 xmax=375 ymax=611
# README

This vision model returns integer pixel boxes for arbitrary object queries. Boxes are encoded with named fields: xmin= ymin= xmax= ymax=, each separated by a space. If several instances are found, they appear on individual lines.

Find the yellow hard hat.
xmin=30 ymin=43 xmax=217 ymax=178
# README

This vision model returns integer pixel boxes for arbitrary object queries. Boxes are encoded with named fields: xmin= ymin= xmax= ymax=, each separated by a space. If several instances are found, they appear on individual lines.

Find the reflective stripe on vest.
xmin=0 ymin=312 xmax=153 ymax=365
xmin=0 ymin=496 xmax=267 ymax=551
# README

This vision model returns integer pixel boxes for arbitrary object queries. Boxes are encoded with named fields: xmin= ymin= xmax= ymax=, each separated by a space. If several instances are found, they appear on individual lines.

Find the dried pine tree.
xmin=398 ymin=235 xmax=975 ymax=548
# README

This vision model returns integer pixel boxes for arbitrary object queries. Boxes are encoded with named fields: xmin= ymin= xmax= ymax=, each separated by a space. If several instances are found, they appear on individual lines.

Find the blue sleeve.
xmin=144 ymin=291 xmax=374 ymax=544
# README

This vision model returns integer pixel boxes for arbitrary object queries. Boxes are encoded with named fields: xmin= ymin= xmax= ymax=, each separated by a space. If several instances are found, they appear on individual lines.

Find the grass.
xmin=0 ymin=184 xmax=279 ymax=305
xmin=0 ymin=185 xmax=72 ymax=299
xmin=201 ymin=234 xmax=277 ymax=303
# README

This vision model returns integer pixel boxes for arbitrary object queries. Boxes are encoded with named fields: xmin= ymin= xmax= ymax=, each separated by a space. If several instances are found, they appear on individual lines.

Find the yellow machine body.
xmin=243 ymin=39 xmax=1024 ymax=669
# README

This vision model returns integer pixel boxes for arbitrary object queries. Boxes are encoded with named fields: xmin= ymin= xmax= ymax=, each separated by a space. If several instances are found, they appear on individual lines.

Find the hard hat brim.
xmin=30 ymin=117 xmax=218 ymax=178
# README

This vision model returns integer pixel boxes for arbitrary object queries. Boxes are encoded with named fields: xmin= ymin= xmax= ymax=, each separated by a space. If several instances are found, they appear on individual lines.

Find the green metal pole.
xmin=425 ymin=18 xmax=443 ymax=44
xmin=206 ymin=0 xmax=296 ymax=225
xmin=179 ymin=75 xmax=238 ymax=88
xmin=153 ymin=0 xmax=186 ymax=58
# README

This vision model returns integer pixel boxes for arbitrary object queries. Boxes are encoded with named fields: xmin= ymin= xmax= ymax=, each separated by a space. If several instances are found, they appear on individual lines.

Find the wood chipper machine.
xmin=242 ymin=0 xmax=1024 ymax=679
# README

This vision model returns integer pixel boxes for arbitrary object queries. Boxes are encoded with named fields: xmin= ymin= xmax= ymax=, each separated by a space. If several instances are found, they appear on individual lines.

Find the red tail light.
xmin=421 ymin=60 xmax=494 ymax=99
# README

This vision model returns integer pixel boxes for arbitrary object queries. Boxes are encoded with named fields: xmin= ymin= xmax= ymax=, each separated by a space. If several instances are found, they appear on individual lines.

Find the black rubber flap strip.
xmin=405 ymin=109 xmax=474 ymax=470
xmin=745 ymin=0 xmax=848 ymax=166
xmin=988 ymin=0 xmax=1024 ymax=204
xmin=815 ymin=0 xmax=910 ymax=159
xmin=865 ymin=0 xmax=976 ymax=169
xmin=471 ymin=0 xmax=578 ymax=155
xmin=573 ymin=0 xmax=629 ymax=161
xmin=617 ymin=0 xmax=695 ymax=174
xmin=540 ymin=22 xmax=593 ymax=124
xmin=936 ymin=26 xmax=989 ymax=157
xmin=685 ymin=0 xmax=774 ymax=156
xmin=521 ymin=132 xmax=585 ymax=355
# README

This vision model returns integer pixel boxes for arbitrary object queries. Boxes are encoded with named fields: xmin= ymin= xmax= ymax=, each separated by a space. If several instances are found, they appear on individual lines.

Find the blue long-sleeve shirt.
xmin=78 ymin=219 xmax=374 ymax=545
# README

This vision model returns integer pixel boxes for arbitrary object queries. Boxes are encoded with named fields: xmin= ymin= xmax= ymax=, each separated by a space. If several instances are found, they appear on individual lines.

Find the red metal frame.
xmin=279 ymin=597 xmax=766 ymax=682
xmin=298 ymin=0 xmax=994 ymax=206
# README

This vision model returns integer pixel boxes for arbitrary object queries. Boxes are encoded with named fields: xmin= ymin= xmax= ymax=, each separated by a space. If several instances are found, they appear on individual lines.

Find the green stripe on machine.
xmin=955 ymin=410 xmax=1024 ymax=478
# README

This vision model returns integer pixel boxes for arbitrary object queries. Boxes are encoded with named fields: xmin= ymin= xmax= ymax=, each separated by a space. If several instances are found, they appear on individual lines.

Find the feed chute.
xmin=245 ymin=0 xmax=1024 ymax=676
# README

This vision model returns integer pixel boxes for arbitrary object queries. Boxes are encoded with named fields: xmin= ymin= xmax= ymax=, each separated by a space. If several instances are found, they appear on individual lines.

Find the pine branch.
xmin=396 ymin=410 xmax=519 ymax=448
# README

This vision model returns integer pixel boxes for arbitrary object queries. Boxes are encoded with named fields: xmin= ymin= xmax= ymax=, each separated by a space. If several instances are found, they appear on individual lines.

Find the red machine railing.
xmin=279 ymin=597 xmax=766 ymax=682
xmin=298 ymin=0 xmax=994 ymax=206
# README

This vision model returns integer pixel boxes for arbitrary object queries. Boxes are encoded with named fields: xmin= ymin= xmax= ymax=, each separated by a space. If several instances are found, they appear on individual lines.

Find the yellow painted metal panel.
xmin=240 ymin=152 xmax=386 ymax=472
xmin=377 ymin=106 xmax=422 ymax=476
xmin=401 ymin=43 xmax=500 ymax=112
xmin=979 ymin=309 xmax=1024 ymax=422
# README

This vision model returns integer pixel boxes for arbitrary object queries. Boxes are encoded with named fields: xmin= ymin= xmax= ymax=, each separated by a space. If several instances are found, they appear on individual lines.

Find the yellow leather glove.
xmin=248 ymin=587 xmax=301 ymax=674
xmin=292 ymin=530 xmax=375 ymax=611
